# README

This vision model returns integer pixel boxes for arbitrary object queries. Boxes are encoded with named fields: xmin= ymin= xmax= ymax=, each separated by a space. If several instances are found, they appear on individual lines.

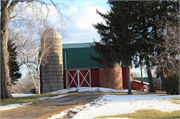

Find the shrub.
xmin=163 ymin=72 xmax=179 ymax=95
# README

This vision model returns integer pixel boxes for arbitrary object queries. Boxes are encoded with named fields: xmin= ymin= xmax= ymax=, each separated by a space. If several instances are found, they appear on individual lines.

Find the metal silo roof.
xmin=41 ymin=28 xmax=62 ymax=39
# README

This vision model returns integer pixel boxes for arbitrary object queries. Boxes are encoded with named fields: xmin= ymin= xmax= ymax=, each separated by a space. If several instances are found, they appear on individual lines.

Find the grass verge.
xmin=96 ymin=109 xmax=180 ymax=119
xmin=171 ymin=98 xmax=180 ymax=104
xmin=104 ymin=91 xmax=166 ymax=95
xmin=1 ymin=93 xmax=78 ymax=106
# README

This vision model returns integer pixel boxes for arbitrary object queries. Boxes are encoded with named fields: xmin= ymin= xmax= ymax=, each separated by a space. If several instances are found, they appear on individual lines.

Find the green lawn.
xmin=171 ymin=98 xmax=180 ymax=105
xmin=96 ymin=109 xmax=180 ymax=118
xmin=104 ymin=91 xmax=167 ymax=95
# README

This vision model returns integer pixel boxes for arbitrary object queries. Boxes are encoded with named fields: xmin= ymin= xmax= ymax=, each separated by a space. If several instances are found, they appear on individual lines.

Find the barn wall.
xmin=90 ymin=68 xmax=100 ymax=87
xmin=122 ymin=67 xmax=127 ymax=89
xmin=131 ymin=80 xmax=149 ymax=91
xmin=63 ymin=70 xmax=67 ymax=89
xmin=99 ymin=67 xmax=123 ymax=90
xmin=133 ymin=77 xmax=158 ymax=86
xmin=122 ymin=66 xmax=132 ymax=89
xmin=131 ymin=81 xmax=142 ymax=91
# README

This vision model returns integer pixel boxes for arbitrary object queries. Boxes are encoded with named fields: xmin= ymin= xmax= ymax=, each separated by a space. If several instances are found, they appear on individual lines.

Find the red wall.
xmin=122 ymin=66 xmax=133 ymax=89
xmin=131 ymin=81 xmax=142 ymax=91
xmin=122 ymin=67 xmax=127 ymax=89
xmin=132 ymin=80 xmax=149 ymax=91
xmin=91 ymin=68 xmax=100 ymax=87
xmin=63 ymin=70 xmax=66 ymax=89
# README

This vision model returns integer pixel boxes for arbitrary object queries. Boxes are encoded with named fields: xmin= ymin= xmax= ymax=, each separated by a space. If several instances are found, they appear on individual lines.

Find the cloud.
xmin=10 ymin=2 xmax=108 ymax=44
xmin=62 ymin=6 xmax=108 ymax=43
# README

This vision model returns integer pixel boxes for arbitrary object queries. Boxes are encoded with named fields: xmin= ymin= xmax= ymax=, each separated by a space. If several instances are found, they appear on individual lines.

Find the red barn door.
xmin=67 ymin=69 xmax=91 ymax=88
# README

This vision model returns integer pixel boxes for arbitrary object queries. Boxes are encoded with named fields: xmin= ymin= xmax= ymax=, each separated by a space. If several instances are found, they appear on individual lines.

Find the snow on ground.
xmin=48 ymin=94 xmax=180 ymax=119
xmin=12 ymin=94 xmax=37 ymax=97
xmin=2 ymin=87 xmax=180 ymax=119
xmin=98 ymin=87 xmax=137 ymax=93
xmin=0 ymin=87 xmax=136 ymax=112
xmin=0 ymin=94 xmax=66 ymax=111
xmin=49 ymin=87 xmax=138 ymax=93
xmin=49 ymin=87 xmax=78 ymax=93
xmin=0 ymin=102 xmax=34 ymax=111
xmin=38 ymin=95 xmax=66 ymax=100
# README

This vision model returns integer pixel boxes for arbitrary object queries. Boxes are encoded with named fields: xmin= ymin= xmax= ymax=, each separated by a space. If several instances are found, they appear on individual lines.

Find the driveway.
xmin=1 ymin=92 xmax=102 ymax=119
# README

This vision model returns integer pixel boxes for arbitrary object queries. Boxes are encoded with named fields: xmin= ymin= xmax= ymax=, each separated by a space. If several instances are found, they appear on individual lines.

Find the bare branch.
xmin=9 ymin=15 xmax=16 ymax=20
xmin=8 ymin=0 xmax=20 ymax=16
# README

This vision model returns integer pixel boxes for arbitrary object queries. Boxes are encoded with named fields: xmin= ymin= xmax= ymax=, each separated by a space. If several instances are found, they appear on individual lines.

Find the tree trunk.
xmin=37 ymin=71 xmax=41 ymax=94
xmin=160 ymin=70 xmax=164 ymax=91
xmin=26 ymin=64 xmax=39 ymax=94
xmin=1 ymin=8 xmax=12 ymax=99
xmin=126 ymin=65 xmax=132 ymax=94
xmin=145 ymin=56 xmax=156 ymax=92
xmin=1 ymin=1 xmax=19 ymax=99
xmin=141 ymin=64 xmax=144 ymax=91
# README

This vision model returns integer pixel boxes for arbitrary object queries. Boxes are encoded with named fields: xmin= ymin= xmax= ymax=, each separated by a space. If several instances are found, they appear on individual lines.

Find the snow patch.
xmin=12 ymin=94 xmax=37 ymax=97
xmin=38 ymin=95 xmax=66 ymax=100
xmin=0 ymin=102 xmax=33 ymax=111
xmin=49 ymin=87 xmax=138 ymax=94
xmin=48 ymin=94 xmax=180 ymax=119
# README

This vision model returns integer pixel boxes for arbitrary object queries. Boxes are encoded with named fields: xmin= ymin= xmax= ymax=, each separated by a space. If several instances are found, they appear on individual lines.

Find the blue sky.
xmin=70 ymin=0 xmax=110 ymax=9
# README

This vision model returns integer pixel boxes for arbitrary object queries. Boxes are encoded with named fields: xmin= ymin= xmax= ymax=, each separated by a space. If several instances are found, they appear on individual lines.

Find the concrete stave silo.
xmin=41 ymin=28 xmax=63 ymax=93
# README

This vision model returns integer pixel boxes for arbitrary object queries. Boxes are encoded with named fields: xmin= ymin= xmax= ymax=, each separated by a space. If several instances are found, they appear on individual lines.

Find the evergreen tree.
xmin=92 ymin=1 xmax=140 ymax=94
xmin=8 ymin=39 xmax=21 ymax=85
xmin=133 ymin=1 xmax=177 ymax=92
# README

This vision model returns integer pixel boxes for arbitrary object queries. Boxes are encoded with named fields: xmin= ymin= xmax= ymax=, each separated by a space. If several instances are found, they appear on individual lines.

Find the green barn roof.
xmin=63 ymin=42 xmax=95 ymax=49
xmin=63 ymin=42 xmax=99 ymax=69
xmin=133 ymin=77 xmax=158 ymax=86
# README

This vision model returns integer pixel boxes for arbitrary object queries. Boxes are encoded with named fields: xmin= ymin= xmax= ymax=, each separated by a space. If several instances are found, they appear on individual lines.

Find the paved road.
xmin=1 ymin=92 xmax=102 ymax=119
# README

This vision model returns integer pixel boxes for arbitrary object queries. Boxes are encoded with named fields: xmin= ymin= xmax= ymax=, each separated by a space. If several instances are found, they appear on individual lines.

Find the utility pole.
xmin=166 ymin=21 xmax=168 ymax=75
xmin=65 ymin=52 xmax=69 ymax=89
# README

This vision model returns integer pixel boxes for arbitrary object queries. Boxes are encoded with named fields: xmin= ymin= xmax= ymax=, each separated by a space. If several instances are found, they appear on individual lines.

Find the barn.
xmin=62 ymin=43 xmax=100 ymax=88
xmin=62 ymin=42 xmax=133 ymax=90
xmin=40 ymin=29 xmax=148 ymax=93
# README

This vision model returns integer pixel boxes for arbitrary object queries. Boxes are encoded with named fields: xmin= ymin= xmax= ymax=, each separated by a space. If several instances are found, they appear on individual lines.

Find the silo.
xmin=40 ymin=28 xmax=63 ymax=93
xmin=99 ymin=40 xmax=123 ymax=90
xmin=99 ymin=62 xmax=123 ymax=90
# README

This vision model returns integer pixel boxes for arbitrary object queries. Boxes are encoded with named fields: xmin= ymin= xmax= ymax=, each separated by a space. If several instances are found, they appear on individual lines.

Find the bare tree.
xmin=11 ymin=72 xmax=35 ymax=94
xmin=9 ymin=13 xmax=61 ymax=94
xmin=146 ymin=17 xmax=179 ymax=75
xmin=1 ymin=0 xmax=73 ymax=99
xmin=144 ymin=7 xmax=179 ymax=92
